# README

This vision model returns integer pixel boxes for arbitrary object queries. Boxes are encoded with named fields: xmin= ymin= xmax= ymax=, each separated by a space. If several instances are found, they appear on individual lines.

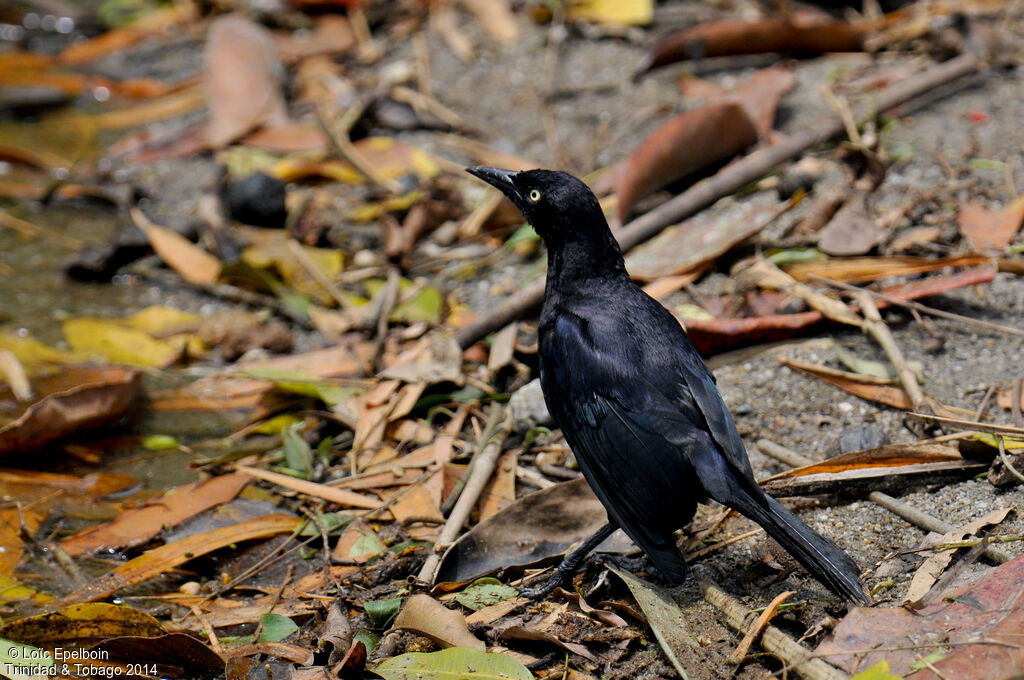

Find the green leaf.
xmin=766 ymin=247 xmax=826 ymax=267
xmin=373 ymin=647 xmax=534 ymax=680
xmin=350 ymin=529 xmax=388 ymax=561
xmin=258 ymin=613 xmax=299 ymax=642
xmin=452 ymin=578 xmax=518 ymax=611
xmin=281 ymin=422 xmax=313 ymax=479
xmin=0 ymin=637 xmax=55 ymax=677
xmin=297 ymin=512 xmax=353 ymax=537
xmin=354 ymin=630 xmax=380 ymax=655
xmin=850 ymin=660 xmax=904 ymax=679
xmin=909 ymin=649 xmax=947 ymax=671
xmin=364 ymin=597 xmax=403 ymax=629
xmin=141 ymin=434 xmax=180 ymax=451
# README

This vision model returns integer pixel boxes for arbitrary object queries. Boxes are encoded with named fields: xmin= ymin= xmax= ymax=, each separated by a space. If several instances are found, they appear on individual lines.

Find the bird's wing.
xmin=660 ymin=335 xmax=758 ymax=484
xmin=542 ymin=313 xmax=708 ymax=536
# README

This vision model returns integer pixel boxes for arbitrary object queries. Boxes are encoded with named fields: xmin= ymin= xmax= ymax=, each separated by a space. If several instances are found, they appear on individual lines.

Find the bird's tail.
xmin=736 ymin=492 xmax=869 ymax=604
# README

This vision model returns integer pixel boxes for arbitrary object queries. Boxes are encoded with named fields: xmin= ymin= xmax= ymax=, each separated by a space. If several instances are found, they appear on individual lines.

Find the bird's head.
xmin=466 ymin=166 xmax=605 ymax=244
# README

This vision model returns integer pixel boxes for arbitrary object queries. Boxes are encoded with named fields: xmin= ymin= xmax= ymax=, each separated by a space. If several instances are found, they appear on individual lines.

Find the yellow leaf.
xmin=0 ymin=332 xmax=88 ymax=374
xmin=1 ymin=603 xmax=165 ymax=643
xmin=62 ymin=318 xmax=182 ymax=367
xmin=122 ymin=306 xmax=202 ymax=335
xmin=568 ymin=0 xmax=652 ymax=26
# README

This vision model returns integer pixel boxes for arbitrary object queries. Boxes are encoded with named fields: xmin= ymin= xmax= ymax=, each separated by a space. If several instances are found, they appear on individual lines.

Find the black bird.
xmin=466 ymin=166 xmax=868 ymax=604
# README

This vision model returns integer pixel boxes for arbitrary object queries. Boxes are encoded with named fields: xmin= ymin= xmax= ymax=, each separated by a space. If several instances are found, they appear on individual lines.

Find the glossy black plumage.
xmin=467 ymin=166 xmax=868 ymax=603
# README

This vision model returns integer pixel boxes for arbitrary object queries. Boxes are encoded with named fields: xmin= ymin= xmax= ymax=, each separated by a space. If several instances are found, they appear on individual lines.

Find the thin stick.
xmin=807 ymin=273 xmax=1024 ymax=339
xmin=455 ymin=53 xmax=982 ymax=348
xmin=417 ymin=403 xmax=508 ymax=584
xmin=998 ymin=436 xmax=1024 ymax=484
xmin=854 ymin=291 xmax=932 ymax=414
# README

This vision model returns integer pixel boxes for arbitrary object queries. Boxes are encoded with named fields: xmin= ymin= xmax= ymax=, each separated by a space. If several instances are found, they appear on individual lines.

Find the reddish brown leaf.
xmin=60 ymin=474 xmax=252 ymax=557
xmin=615 ymin=101 xmax=757 ymax=220
xmin=957 ymin=195 xmax=1024 ymax=252
xmin=636 ymin=11 xmax=865 ymax=76
xmin=204 ymin=15 xmax=289 ymax=148
xmin=40 ymin=514 xmax=301 ymax=613
xmin=682 ymin=267 xmax=996 ymax=354
xmin=0 ymin=366 xmax=140 ymax=456
xmin=817 ymin=555 xmax=1024 ymax=679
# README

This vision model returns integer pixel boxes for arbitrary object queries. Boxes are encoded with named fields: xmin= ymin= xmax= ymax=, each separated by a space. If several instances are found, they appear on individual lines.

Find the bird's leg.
xmin=520 ymin=522 xmax=618 ymax=599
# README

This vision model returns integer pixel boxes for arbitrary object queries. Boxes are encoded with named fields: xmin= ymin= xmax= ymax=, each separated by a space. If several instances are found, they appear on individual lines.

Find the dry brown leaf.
xmin=888 ymin=225 xmax=941 ymax=252
xmin=818 ymin=555 xmax=1024 ymax=678
xmin=818 ymin=198 xmax=883 ymax=256
xmin=777 ymin=355 xmax=912 ymax=409
xmin=393 ymin=594 xmax=485 ymax=650
xmin=614 ymin=100 xmax=757 ymax=220
xmin=783 ymin=254 xmax=989 ymax=283
xmin=636 ymin=11 xmax=865 ymax=75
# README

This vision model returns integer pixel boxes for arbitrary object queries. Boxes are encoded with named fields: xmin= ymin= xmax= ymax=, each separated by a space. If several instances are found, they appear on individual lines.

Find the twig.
xmin=697 ymin=573 xmax=849 ymax=680
xmin=818 ymin=84 xmax=860 ymax=146
xmin=417 ymin=403 xmax=509 ymax=584
xmin=316 ymin=100 xmax=401 ymax=194
xmin=907 ymin=413 xmax=1024 ymax=438
xmin=997 ymin=436 xmax=1024 ymax=484
xmin=807 ymin=274 xmax=1024 ymax=339
xmin=455 ymin=53 xmax=983 ymax=349
xmin=286 ymin=239 xmax=354 ymax=311
xmin=0 ymin=209 xmax=83 ymax=249
xmin=756 ymin=439 xmax=1012 ymax=564
xmin=251 ymin=563 xmax=295 ymax=642
xmin=854 ymin=291 xmax=934 ymax=415
xmin=188 ymin=603 xmax=224 ymax=654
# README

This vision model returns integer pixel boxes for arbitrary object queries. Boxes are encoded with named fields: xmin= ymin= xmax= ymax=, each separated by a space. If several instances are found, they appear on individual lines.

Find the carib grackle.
xmin=466 ymin=166 xmax=869 ymax=604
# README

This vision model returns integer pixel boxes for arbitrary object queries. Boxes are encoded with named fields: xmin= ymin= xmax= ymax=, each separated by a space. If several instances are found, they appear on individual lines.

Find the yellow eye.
xmin=528 ymin=189 xmax=542 ymax=202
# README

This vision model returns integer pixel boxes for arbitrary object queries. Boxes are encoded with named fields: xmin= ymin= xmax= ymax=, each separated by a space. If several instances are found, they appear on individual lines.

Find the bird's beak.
xmin=466 ymin=166 xmax=521 ymax=201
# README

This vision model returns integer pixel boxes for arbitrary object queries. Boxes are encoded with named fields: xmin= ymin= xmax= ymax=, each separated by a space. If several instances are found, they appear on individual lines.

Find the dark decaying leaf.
xmin=635 ymin=11 xmax=865 ymax=76
xmin=606 ymin=564 xmax=697 ymax=680
xmin=817 ymin=555 xmax=1024 ymax=679
xmin=0 ymin=365 xmax=140 ymax=456
xmin=435 ymin=478 xmax=633 ymax=583
xmin=91 ymin=633 xmax=225 ymax=678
